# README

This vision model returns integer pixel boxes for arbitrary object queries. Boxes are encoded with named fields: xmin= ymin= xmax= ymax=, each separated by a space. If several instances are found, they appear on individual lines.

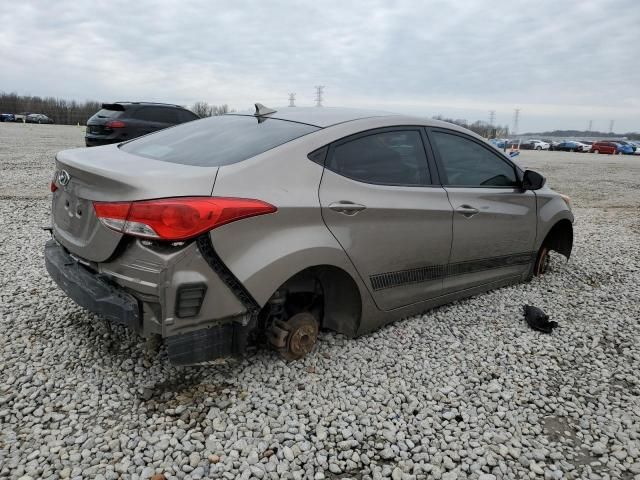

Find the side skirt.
xmin=357 ymin=273 xmax=527 ymax=336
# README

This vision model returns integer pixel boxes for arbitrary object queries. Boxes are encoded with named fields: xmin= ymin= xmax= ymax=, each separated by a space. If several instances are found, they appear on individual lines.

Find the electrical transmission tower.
xmin=314 ymin=86 xmax=325 ymax=107
xmin=489 ymin=110 xmax=495 ymax=126
xmin=288 ymin=93 xmax=296 ymax=107
xmin=587 ymin=120 xmax=593 ymax=132
xmin=609 ymin=120 xmax=615 ymax=134
xmin=513 ymin=108 xmax=520 ymax=135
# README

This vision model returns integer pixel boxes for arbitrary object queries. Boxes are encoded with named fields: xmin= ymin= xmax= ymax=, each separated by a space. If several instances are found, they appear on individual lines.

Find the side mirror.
xmin=522 ymin=170 xmax=546 ymax=190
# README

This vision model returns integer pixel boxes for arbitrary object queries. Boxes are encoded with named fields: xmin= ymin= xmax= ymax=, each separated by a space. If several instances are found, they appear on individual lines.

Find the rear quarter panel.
xmin=209 ymin=130 xmax=371 ymax=309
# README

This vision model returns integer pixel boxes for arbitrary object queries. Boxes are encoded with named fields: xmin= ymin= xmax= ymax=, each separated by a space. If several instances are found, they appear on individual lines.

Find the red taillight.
xmin=50 ymin=181 xmax=58 ymax=192
xmin=93 ymin=197 xmax=277 ymax=241
xmin=105 ymin=120 xmax=126 ymax=129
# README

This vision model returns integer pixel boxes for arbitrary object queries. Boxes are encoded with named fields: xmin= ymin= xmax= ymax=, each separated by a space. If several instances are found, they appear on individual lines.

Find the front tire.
xmin=536 ymin=146 xmax=542 ymax=151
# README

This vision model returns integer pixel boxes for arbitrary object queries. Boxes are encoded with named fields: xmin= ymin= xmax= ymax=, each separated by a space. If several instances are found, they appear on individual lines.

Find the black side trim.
xmin=448 ymin=252 xmax=536 ymax=277
xmin=371 ymin=265 xmax=446 ymax=291
xmin=195 ymin=234 xmax=260 ymax=319
xmin=370 ymin=251 xmax=536 ymax=291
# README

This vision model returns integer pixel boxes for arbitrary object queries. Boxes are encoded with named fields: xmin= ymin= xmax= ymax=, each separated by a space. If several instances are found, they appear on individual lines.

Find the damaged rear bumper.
xmin=44 ymin=239 xmax=141 ymax=330
xmin=44 ymin=237 xmax=256 ymax=365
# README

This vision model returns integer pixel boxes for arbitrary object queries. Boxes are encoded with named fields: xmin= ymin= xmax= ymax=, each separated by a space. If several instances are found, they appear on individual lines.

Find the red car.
xmin=591 ymin=141 xmax=618 ymax=155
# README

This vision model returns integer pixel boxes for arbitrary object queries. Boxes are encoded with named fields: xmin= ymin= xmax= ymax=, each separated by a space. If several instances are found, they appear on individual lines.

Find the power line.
xmin=288 ymin=93 xmax=296 ymax=107
xmin=488 ymin=110 xmax=495 ymax=126
xmin=314 ymin=86 xmax=325 ymax=107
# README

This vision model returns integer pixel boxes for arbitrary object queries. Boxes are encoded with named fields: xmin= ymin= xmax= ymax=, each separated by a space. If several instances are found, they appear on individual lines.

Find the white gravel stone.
xmin=1 ymin=128 xmax=640 ymax=479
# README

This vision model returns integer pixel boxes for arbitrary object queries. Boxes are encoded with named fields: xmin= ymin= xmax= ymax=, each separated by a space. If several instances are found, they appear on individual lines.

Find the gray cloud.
xmin=1 ymin=0 xmax=639 ymax=131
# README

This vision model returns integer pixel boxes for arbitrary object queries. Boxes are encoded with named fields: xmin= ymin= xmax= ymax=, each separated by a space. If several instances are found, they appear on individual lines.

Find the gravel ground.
xmin=1 ymin=123 xmax=640 ymax=480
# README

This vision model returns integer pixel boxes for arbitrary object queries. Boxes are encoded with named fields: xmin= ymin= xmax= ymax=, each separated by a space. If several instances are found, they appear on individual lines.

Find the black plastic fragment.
xmin=523 ymin=305 xmax=558 ymax=334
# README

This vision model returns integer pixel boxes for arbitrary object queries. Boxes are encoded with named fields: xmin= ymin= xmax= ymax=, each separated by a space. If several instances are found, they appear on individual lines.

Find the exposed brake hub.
xmin=266 ymin=312 xmax=319 ymax=361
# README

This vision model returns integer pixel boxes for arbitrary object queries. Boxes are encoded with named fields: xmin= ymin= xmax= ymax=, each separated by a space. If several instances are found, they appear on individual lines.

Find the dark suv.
xmin=85 ymin=102 xmax=199 ymax=147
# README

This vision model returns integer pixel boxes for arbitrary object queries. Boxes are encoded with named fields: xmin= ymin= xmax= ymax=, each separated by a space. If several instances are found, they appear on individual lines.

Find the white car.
xmin=575 ymin=141 xmax=592 ymax=153
xmin=528 ymin=139 xmax=550 ymax=150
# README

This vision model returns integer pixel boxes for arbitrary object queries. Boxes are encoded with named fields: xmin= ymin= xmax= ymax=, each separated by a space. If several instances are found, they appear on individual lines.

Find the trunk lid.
xmin=52 ymin=145 xmax=218 ymax=262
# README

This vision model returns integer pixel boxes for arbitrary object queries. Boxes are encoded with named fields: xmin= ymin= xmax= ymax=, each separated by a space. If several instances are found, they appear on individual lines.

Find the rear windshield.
xmin=119 ymin=115 xmax=320 ymax=166
xmin=94 ymin=108 xmax=123 ymax=119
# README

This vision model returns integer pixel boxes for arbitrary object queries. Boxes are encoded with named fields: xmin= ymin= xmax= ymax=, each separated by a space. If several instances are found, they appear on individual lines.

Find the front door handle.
xmin=328 ymin=201 xmax=367 ymax=215
xmin=456 ymin=204 xmax=480 ymax=218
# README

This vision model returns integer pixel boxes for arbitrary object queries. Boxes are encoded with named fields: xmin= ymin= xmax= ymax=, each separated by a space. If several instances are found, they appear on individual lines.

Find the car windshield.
xmin=120 ymin=114 xmax=320 ymax=167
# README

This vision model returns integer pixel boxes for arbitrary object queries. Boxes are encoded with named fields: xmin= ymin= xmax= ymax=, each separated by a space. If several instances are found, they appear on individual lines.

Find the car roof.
xmin=227 ymin=106 xmax=395 ymax=128
xmin=108 ymin=102 xmax=186 ymax=109
xmin=227 ymin=106 xmax=471 ymax=130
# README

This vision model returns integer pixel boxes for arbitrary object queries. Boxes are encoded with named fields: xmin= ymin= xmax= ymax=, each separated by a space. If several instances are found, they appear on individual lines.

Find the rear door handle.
xmin=456 ymin=204 xmax=480 ymax=218
xmin=328 ymin=201 xmax=367 ymax=215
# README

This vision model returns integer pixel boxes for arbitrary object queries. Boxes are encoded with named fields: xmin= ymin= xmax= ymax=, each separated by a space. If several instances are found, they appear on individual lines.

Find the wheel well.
xmin=542 ymin=219 xmax=573 ymax=259
xmin=262 ymin=266 xmax=362 ymax=337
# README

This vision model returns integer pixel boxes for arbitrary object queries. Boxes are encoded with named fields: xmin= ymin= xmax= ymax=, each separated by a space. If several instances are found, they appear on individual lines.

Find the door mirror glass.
xmin=522 ymin=170 xmax=546 ymax=190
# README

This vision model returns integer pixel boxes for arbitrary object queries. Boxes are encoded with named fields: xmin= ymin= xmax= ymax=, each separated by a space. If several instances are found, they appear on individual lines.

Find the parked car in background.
xmin=26 ymin=113 xmax=54 ymax=124
xmin=85 ymin=102 xmax=200 ymax=147
xmin=489 ymin=138 xmax=509 ymax=149
xmin=0 ymin=113 xmax=15 ymax=122
xmin=45 ymin=105 xmax=574 ymax=365
xmin=550 ymin=141 xmax=583 ymax=152
xmin=527 ymin=139 xmax=550 ymax=150
xmin=591 ymin=141 xmax=619 ymax=155
xmin=630 ymin=141 xmax=640 ymax=154
xmin=507 ymin=140 xmax=535 ymax=150
xmin=613 ymin=142 xmax=635 ymax=155
xmin=615 ymin=140 xmax=637 ymax=152
xmin=575 ymin=141 xmax=592 ymax=152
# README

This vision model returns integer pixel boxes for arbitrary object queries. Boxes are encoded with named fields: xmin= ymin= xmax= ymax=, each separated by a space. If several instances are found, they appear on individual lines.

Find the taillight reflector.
xmin=93 ymin=197 xmax=276 ymax=241
xmin=105 ymin=120 xmax=126 ymax=128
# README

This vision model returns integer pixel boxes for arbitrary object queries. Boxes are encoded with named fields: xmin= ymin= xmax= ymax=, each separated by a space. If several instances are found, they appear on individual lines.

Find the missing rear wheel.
xmin=267 ymin=312 xmax=319 ymax=361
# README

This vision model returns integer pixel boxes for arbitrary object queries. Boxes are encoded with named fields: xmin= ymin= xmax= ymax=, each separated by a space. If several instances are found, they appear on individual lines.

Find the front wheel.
xmin=536 ymin=146 xmax=542 ymax=151
xmin=534 ymin=245 xmax=551 ymax=276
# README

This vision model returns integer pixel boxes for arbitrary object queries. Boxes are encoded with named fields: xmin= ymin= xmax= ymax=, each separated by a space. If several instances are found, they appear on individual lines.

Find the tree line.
xmin=432 ymin=115 xmax=509 ymax=138
xmin=0 ymin=92 xmax=102 ymax=125
xmin=0 ymin=92 xmax=231 ymax=125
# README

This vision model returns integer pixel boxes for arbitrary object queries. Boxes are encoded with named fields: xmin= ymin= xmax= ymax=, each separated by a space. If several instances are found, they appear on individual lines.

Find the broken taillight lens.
xmin=93 ymin=197 xmax=277 ymax=241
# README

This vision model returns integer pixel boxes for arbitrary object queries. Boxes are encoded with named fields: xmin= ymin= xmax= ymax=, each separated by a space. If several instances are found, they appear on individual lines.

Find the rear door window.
xmin=177 ymin=109 xmax=199 ymax=123
xmin=327 ymin=130 xmax=431 ymax=186
xmin=120 ymin=115 xmax=319 ymax=166
xmin=133 ymin=107 xmax=180 ymax=124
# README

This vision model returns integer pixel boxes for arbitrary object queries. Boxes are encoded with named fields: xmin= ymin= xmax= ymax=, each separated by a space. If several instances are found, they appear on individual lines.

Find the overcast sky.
xmin=1 ymin=0 xmax=639 ymax=132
